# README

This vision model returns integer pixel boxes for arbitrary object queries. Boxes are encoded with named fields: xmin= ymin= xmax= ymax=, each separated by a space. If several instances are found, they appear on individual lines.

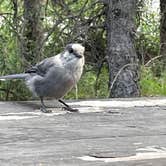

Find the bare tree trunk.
xmin=21 ymin=0 xmax=45 ymax=66
xmin=106 ymin=0 xmax=140 ymax=97
xmin=160 ymin=0 xmax=166 ymax=65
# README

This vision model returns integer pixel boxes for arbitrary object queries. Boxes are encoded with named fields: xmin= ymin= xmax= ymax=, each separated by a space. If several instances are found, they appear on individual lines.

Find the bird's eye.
xmin=69 ymin=48 xmax=73 ymax=53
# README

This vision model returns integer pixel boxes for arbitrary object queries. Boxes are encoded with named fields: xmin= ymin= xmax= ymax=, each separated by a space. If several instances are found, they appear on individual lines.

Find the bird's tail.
xmin=0 ymin=73 xmax=29 ymax=81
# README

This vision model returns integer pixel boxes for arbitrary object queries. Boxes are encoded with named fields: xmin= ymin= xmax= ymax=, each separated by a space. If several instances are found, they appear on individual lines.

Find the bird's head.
xmin=59 ymin=43 xmax=85 ymax=81
xmin=59 ymin=43 xmax=85 ymax=68
xmin=65 ymin=43 xmax=85 ymax=59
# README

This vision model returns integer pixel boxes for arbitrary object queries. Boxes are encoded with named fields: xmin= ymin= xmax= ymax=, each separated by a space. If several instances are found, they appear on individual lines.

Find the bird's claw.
xmin=63 ymin=107 xmax=79 ymax=112
xmin=40 ymin=107 xmax=52 ymax=113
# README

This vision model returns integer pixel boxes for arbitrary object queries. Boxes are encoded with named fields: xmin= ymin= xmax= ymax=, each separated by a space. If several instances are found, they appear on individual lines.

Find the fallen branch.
xmin=110 ymin=63 xmax=138 ymax=92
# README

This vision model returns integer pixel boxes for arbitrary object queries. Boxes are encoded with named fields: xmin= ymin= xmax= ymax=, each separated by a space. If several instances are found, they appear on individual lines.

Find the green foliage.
xmin=0 ymin=1 xmax=31 ymax=100
xmin=0 ymin=0 xmax=165 ymax=100
xmin=95 ymin=66 xmax=109 ymax=98
xmin=140 ymin=66 xmax=166 ymax=96
xmin=136 ymin=0 xmax=160 ymax=63
xmin=136 ymin=0 xmax=166 ymax=97
xmin=0 ymin=0 xmax=107 ymax=101
xmin=65 ymin=65 xmax=109 ymax=99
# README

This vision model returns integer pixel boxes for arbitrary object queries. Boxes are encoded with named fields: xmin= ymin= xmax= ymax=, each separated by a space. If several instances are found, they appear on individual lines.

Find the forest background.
xmin=0 ymin=0 xmax=164 ymax=101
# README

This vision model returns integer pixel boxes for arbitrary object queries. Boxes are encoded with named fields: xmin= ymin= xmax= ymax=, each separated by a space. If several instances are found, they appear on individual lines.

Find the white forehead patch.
xmin=72 ymin=44 xmax=85 ymax=54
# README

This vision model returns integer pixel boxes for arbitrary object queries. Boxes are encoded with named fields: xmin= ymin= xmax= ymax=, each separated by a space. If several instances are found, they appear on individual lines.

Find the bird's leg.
xmin=58 ymin=99 xmax=78 ymax=112
xmin=40 ymin=97 xmax=52 ymax=113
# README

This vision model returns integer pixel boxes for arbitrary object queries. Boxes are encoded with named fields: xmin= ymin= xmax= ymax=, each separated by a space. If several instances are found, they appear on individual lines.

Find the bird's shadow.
xmin=16 ymin=100 xmax=61 ymax=110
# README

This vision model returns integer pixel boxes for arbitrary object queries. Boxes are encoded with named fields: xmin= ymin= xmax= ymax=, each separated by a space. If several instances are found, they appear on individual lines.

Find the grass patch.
xmin=140 ymin=66 xmax=166 ymax=96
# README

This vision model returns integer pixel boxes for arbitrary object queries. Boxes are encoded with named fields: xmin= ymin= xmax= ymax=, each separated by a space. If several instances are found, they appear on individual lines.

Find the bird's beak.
xmin=74 ymin=53 xmax=83 ymax=58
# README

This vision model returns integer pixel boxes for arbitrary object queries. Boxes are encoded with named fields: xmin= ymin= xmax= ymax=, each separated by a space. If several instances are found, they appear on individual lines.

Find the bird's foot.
xmin=40 ymin=107 xmax=52 ymax=113
xmin=58 ymin=99 xmax=79 ymax=112
xmin=63 ymin=106 xmax=79 ymax=112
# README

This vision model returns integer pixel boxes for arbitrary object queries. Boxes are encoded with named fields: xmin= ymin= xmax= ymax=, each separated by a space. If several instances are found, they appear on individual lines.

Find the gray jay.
xmin=0 ymin=43 xmax=85 ymax=113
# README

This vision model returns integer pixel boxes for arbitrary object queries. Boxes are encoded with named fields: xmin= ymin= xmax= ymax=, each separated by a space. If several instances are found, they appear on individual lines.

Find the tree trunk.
xmin=106 ymin=0 xmax=140 ymax=97
xmin=21 ymin=0 xmax=45 ymax=66
xmin=160 ymin=0 xmax=166 ymax=65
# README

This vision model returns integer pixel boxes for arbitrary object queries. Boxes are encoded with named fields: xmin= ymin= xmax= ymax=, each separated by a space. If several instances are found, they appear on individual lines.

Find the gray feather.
xmin=0 ymin=43 xmax=85 ymax=113
xmin=0 ymin=73 xmax=29 ymax=81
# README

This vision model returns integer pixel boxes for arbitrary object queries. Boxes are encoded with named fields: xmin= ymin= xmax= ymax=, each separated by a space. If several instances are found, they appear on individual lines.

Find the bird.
xmin=0 ymin=43 xmax=85 ymax=113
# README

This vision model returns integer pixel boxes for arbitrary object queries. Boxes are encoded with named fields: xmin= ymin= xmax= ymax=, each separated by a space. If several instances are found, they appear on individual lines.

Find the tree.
xmin=160 ymin=0 xmax=166 ymax=66
xmin=0 ymin=0 xmax=141 ymax=100
xmin=105 ymin=0 xmax=140 ymax=97
xmin=21 ymin=0 xmax=46 ymax=66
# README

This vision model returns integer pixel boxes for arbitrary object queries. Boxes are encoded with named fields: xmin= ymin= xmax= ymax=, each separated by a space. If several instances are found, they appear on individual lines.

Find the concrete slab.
xmin=0 ymin=97 xmax=166 ymax=165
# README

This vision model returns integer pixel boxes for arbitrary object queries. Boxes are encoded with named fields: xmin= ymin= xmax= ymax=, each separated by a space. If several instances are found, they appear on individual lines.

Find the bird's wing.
xmin=25 ymin=55 xmax=64 ymax=77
